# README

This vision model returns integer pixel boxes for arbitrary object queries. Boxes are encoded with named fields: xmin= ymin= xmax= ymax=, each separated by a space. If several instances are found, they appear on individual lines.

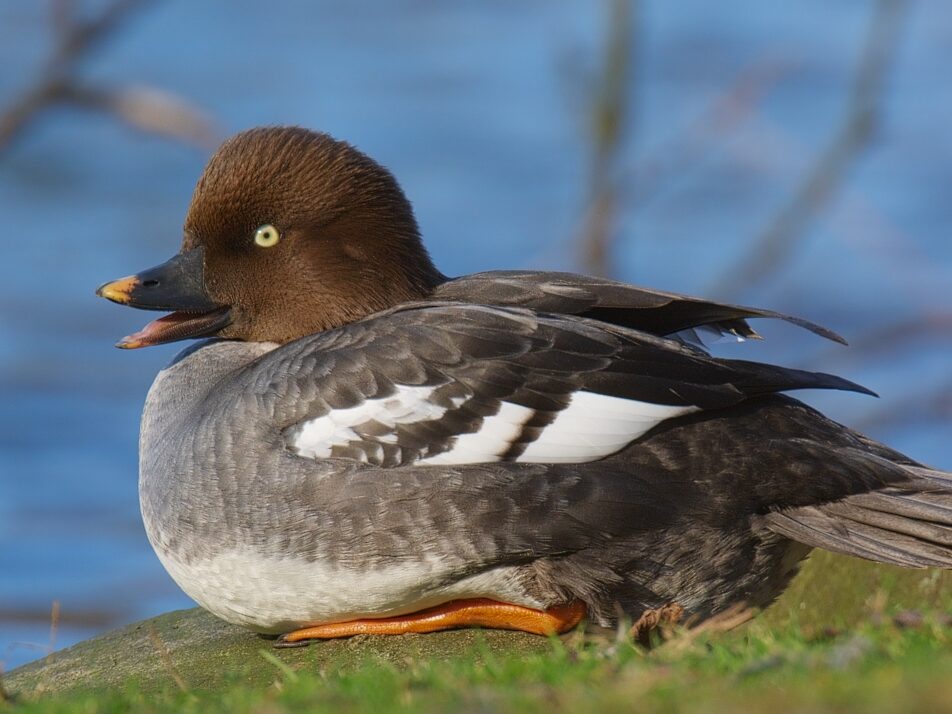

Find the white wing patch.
xmin=288 ymin=385 xmax=697 ymax=465
xmin=289 ymin=386 xmax=451 ymax=459
xmin=517 ymin=391 xmax=696 ymax=463
xmin=417 ymin=401 xmax=535 ymax=465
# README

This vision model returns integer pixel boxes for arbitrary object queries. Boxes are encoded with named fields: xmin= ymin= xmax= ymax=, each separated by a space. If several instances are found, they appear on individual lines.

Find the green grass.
xmin=5 ymin=553 xmax=952 ymax=713
xmin=8 ymin=616 xmax=950 ymax=714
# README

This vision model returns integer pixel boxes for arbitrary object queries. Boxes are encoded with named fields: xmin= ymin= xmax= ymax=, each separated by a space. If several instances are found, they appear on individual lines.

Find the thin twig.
xmin=708 ymin=0 xmax=910 ymax=299
xmin=0 ymin=604 xmax=124 ymax=628
xmin=854 ymin=383 xmax=952 ymax=432
xmin=847 ymin=313 xmax=952 ymax=356
xmin=30 ymin=600 xmax=62 ymax=699
xmin=625 ymin=60 xmax=795 ymax=212
xmin=0 ymin=0 xmax=217 ymax=152
xmin=578 ymin=0 xmax=637 ymax=277
xmin=660 ymin=604 xmax=757 ymax=655
xmin=534 ymin=58 xmax=787 ymax=271
xmin=62 ymin=84 xmax=218 ymax=148
xmin=46 ymin=601 xmax=60 ymax=662
xmin=55 ymin=0 xmax=150 ymax=63
xmin=51 ymin=0 xmax=75 ymax=44
xmin=147 ymin=625 xmax=190 ymax=694
xmin=0 ymin=0 xmax=150 ymax=148
xmin=805 ymin=313 xmax=952 ymax=368
xmin=259 ymin=649 xmax=301 ymax=684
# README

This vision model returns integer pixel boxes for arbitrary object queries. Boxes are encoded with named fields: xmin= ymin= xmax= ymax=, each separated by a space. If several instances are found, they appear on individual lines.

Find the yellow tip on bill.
xmin=96 ymin=275 xmax=139 ymax=305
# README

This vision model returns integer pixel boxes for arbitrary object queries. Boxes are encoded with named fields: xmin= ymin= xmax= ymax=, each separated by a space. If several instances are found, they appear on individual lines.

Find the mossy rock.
xmin=760 ymin=550 xmax=950 ymax=631
xmin=5 ymin=608 xmax=553 ymax=698
xmin=7 ymin=551 xmax=949 ymax=699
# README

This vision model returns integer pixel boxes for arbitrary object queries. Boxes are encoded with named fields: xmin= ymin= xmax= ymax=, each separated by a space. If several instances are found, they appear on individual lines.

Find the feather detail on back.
xmin=276 ymin=303 xmax=872 ymax=468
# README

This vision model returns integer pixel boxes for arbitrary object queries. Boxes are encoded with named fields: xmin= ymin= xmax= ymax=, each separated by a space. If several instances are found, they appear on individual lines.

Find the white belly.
xmin=155 ymin=546 xmax=541 ymax=632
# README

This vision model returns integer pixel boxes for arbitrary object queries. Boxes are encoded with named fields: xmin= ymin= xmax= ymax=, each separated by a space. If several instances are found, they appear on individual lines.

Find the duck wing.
xmin=246 ymin=302 xmax=871 ymax=468
xmin=266 ymin=394 xmax=950 ymax=625
xmin=433 ymin=271 xmax=847 ymax=345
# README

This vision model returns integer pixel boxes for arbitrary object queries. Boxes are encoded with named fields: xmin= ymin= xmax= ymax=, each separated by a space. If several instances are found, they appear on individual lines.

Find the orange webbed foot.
xmin=273 ymin=598 xmax=587 ymax=648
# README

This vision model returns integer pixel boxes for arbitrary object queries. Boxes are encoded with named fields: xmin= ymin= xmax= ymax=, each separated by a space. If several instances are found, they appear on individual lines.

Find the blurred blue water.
xmin=1 ymin=1 xmax=950 ymax=670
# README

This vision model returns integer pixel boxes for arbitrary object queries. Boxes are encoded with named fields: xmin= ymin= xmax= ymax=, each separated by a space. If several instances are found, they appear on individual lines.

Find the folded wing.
xmin=245 ymin=302 xmax=872 ymax=468
xmin=434 ymin=270 xmax=847 ymax=345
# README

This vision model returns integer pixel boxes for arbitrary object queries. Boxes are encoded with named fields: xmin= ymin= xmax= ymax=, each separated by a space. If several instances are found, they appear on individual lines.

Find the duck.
xmin=96 ymin=126 xmax=952 ymax=646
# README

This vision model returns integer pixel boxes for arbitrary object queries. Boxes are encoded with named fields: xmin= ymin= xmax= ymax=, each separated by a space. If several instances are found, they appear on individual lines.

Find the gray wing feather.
xmin=242 ymin=303 xmax=870 ymax=467
xmin=434 ymin=271 xmax=847 ymax=344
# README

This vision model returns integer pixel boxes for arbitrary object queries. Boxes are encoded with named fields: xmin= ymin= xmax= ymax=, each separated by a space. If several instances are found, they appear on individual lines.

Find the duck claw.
xmin=629 ymin=602 xmax=685 ymax=647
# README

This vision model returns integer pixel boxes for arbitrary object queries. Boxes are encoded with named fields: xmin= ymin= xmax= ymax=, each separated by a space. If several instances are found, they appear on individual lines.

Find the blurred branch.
xmin=0 ymin=0 xmax=150 ymax=147
xmin=853 ymin=381 xmax=952 ymax=432
xmin=625 ymin=60 xmax=794 ymax=212
xmin=819 ymin=315 xmax=952 ymax=435
xmin=46 ymin=601 xmax=60 ymax=665
xmin=0 ymin=0 xmax=218 ymax=153
xmin=538 ymin=58 xmax=786 ymax=272
xmin=0 ymin=605 xmax=126 ymax=628
xmin=147 ymin=626 xmax=190 ymax=693
xmin=62 ymin=84 xmax=219 ymax=147
xmin=708 ymin=0 xmax=910 ymax=299
xmin=578 ymin=0 xmax=636 ymax=278
xmin=806 ymin=313 xmax=952 ymax=368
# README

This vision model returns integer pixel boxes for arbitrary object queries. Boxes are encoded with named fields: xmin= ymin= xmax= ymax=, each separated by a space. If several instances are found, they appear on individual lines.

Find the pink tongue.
xmin=117 ymin=311 xmax=214 ymax=349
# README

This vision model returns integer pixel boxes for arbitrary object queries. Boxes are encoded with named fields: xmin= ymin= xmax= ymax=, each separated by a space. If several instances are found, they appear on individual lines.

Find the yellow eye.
xmin=254 ymin=224 xmax=281 ymax=248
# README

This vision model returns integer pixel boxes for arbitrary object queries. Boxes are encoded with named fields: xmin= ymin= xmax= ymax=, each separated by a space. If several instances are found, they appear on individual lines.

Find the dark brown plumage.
xmin=185 ymin=127 xmax=444 ymax=342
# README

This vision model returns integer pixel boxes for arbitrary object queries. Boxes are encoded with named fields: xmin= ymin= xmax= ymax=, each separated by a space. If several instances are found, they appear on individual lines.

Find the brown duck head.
xmin=97 ymin=126 xmax=444 ymax=348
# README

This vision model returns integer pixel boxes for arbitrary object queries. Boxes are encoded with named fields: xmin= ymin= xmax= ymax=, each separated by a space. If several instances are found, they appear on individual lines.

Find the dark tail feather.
xmin=723 ymin=359 xmax=879 ymax=398
xmin=764 ymin=465 xmax=952 ymax=569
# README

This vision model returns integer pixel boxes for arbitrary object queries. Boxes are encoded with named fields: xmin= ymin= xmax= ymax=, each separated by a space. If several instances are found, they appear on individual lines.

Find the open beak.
xmin=96 ymin=247 xmax=232 ymax=349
